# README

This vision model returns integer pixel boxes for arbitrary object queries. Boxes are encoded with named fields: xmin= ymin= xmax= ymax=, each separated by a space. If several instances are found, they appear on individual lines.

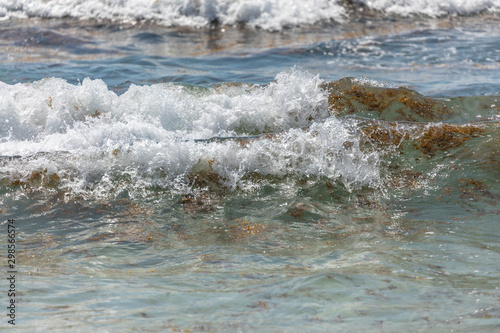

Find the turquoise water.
xmin=1 ymin=2 xmax=500 ymax=332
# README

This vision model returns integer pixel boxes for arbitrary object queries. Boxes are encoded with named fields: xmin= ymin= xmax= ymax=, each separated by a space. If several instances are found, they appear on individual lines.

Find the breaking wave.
xmin=0 ymin=0 xmax=498 ymax=30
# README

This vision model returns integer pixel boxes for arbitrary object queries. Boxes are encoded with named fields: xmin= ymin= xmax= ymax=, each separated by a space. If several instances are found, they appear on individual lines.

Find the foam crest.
xmin=0 ymin=69 xmax=328 ymax=153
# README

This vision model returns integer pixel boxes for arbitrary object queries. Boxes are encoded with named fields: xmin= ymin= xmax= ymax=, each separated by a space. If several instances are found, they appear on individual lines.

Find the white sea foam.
xmin=0 ymin=0 xmax=346 ymax=30
xmin=0 ymin=69 xmax=381 ymax=195
xmin=0 ymin=0 xmax=498 ymax=29
xmin=355 ymin=0 xmax=500 ymax=17
xmin=0 ymin=68 xmax=328 ymax=149
xmin=352 ymin=77 xmax=397 ymax=89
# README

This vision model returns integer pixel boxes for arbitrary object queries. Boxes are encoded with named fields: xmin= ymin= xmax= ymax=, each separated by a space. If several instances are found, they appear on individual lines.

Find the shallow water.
xmin=1 ymin=1 xmax=499 ymax=332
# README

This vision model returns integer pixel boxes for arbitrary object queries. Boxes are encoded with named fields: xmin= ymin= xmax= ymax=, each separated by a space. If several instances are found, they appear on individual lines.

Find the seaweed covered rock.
xmin=322 ymin=78 xmax=454 ymax=122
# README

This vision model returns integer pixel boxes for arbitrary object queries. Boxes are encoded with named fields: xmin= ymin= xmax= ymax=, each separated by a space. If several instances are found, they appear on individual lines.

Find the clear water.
xmin=1 ymin=1 xmax=499 ymax=332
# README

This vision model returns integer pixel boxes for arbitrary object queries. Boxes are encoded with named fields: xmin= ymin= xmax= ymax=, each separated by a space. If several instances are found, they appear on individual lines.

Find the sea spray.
xmin=0 ymin=69 xmax=382 ymax=197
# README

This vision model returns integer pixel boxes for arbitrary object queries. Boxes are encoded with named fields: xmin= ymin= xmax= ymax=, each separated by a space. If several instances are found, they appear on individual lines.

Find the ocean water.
xmin=1 ymin=1 xmax=499 ymax=332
